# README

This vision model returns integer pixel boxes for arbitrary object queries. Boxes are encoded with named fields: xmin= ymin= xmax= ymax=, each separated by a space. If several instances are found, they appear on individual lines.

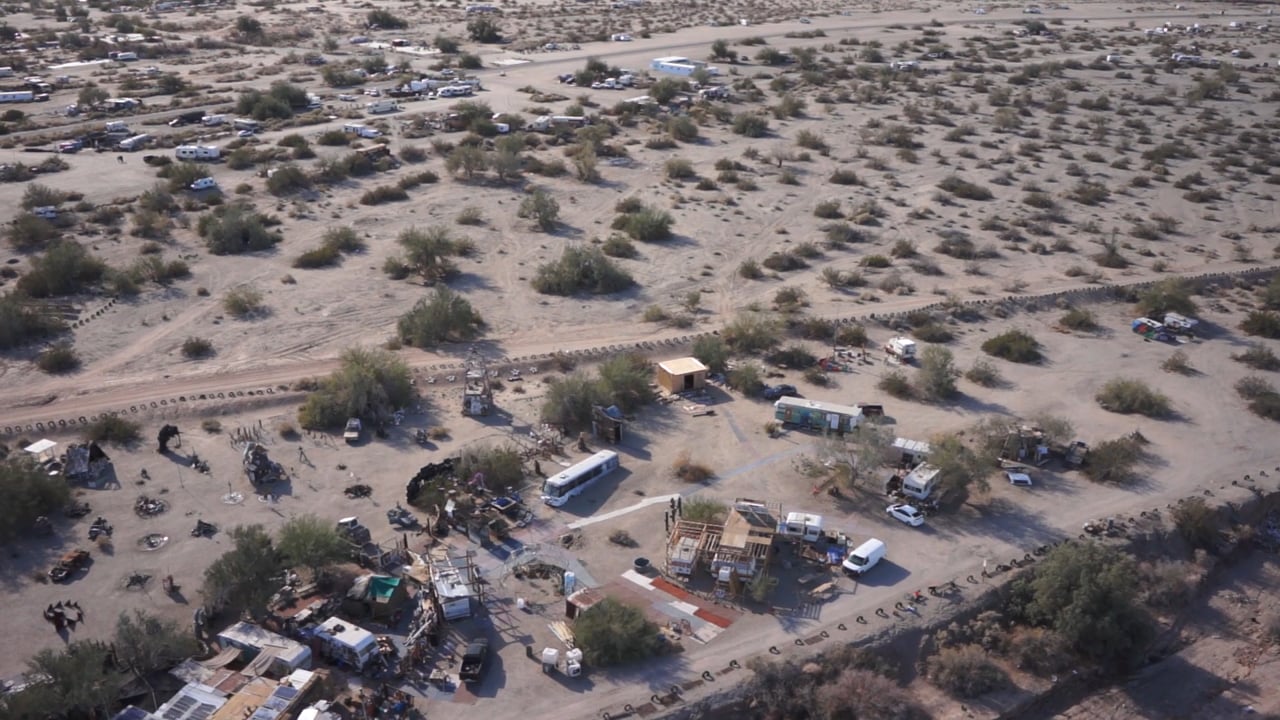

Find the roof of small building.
xmin=657 ymin=357 xmax=708 ymax=376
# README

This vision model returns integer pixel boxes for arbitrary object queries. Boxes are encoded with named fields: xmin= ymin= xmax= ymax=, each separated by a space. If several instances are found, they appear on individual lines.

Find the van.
xmin=189 ymin=177 xmax=217 ymax=191
xmin=104 ymin=121 xmax=129 ymax=134
xmin=842 ymin=539 xmax=886 ymax=576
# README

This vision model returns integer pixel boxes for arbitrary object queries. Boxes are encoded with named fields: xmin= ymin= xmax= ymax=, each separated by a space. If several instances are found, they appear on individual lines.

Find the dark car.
xmin=763 ymin=384 xmax=799 ymax=400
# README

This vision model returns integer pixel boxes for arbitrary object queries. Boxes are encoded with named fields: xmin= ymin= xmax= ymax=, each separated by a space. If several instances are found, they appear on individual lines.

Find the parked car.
xmin=763 ymin=384 xmax=799 ymax=400
xmin=1006 ymin=471 xmax=1033 ymax=487
xmin=237 ymin=129 xmax=255 ymax=137
xmin=887 ymin=503 xmax=925 ymax=527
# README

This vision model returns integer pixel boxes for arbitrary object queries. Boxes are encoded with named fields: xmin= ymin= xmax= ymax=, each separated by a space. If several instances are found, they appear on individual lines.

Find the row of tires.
xmin=1 ymin=387 xmax=279 ymax=437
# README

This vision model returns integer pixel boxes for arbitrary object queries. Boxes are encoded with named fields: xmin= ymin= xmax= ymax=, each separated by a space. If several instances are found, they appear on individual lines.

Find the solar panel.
xmin=274 ymin=686 xmax=298 ymax=700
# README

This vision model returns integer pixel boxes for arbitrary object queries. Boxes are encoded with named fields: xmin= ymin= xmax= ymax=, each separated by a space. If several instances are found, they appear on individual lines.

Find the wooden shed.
xmin=656 ymin=357 xmax=708 ymax=394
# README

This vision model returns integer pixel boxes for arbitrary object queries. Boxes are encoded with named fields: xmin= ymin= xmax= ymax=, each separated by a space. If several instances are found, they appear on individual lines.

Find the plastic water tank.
xmin=563 ymin=571 xmax=576 ymax=595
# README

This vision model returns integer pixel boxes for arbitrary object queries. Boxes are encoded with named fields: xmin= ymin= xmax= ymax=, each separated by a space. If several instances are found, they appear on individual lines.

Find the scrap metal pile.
xmin=243 ymin=442 xmax=284 ymax=485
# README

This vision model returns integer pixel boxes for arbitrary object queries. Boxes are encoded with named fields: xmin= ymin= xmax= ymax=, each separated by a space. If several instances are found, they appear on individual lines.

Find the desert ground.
xmin=2 ymin=0 xmax=1280 ymax=717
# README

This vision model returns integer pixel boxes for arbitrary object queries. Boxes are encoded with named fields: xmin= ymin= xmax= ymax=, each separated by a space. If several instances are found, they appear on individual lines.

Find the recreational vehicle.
xmin=773 ymin=396 xmax=863 ymax=433
xmin=216 ymin=622 xmax=312 ymax=673
xmin=366 ymin=99 xmax=399 ymax=114
xmin=117 ymin=133 xmax=151 ymax=151
xmin=884 ymin=337 xmax=917 ymax=362
xmin=343 ymin=122 xmax=381 ymax=138
xmin=780 ymin=512 xmax=824 ymax=542
xmin=174 ymin=145 xmax=219 ymax=160
xmin=0 ymin=90 xmax=34 ymax=103
xmin=901 ymin=463 xmax=942 ymax=500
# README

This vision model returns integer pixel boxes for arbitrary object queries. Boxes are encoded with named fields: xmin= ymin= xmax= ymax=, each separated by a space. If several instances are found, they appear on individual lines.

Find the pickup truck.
xmin=343 ymin=418 xmax=363 ymax=444
xmin=459 ymin=638 xmax=489 ymax=682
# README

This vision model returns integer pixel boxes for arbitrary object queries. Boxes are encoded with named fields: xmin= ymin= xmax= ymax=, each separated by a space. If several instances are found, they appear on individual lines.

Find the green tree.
xmin=518 ymin=187 xmax=560 ymax=231
xmin=0 ymin=457 xmax=72 ymax=544
xmin=277 ymin=514 xmax=352 ymax=578
xmin=1012 ymin=542 xmax=1153 ymax=670
xmin=541 ymin=371 xmax=607 ymax=430
xmin=0 ymin=292 xmax=65 ymax=350
xmin=77 ymin=83 xmax=107 ymax=108
xmin=298 ymin=347 xmax=415 ymax=429
xmin=918 ymin=346 xmax=960 ymax=401
xmin=114 ymin=610 xmax=199 ymax=707
xmin=710 ymin=39 xmax=733 ymax=61
xmin=445 ymin=144 xmax=487 ymax=180
xmin=466 ymin=16 xmax=502 ymax=42
xmin=573 ymin=598 xmax=663 ymax=666
xmin=23 ymin=642 xmax=118 ymax=717
xmin=396 ymin=225 xmax=460 ymax=282
xmin=649 ymin=77 xmax=684 ymax=104
xmin=573 ymin=143 xmax=600 ymax=182
xmin=397 ymin=286 xmax=485 ymax=347
xmin=201 ymin=525 xmax=283 ymax=617
xmin=928 ymin=433 xmax=989 ymax=501
xmin=1136 ymin=277 xmax=1197 ymax=317
xmin=692 ymin=335 xmax=730 ymax=374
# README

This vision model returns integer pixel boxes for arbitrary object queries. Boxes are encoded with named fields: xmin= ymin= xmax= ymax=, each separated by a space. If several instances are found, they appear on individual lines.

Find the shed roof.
xmin=658 ymin=357 xmax=708 ymax=376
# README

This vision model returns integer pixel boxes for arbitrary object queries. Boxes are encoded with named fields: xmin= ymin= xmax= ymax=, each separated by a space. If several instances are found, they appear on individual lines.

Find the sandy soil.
xmin=2 ymin=0 xmax=1280 ymax=717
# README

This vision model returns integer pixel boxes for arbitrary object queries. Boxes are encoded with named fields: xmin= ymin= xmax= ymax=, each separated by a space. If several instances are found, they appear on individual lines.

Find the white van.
xmin=842 ymin=538 xmax=886 ymax=576
xmin=189 ymin=177 xmax=217 ymax=191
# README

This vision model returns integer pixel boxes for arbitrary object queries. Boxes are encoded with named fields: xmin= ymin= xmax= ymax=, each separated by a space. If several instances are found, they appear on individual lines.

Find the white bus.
xmin=541 ymin=450 xmax=620 ymax=506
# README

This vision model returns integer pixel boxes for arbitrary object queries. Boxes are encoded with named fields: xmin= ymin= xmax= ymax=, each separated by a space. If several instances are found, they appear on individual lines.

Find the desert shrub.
xmin=681 ymin=496 xmax=727 ymax=524
xmin=938 ymin=175 xmax=993 ymax=201
xmin=1161 ymin=349 xmax=1193 ymax=375
xmin=601 ymin=234 xmax=637 ymax=258
xmin=266 ymin=163 xmax=312 ymax=195
xmin=1172 ymin=497 xmax=1221 ymax=551
xmin=1082 ymin=436 xmax=1143 ymax=483
xmin=835 ymin=324 xmax=868 ymax=347
xmin=0 ymin=457 xmax=73 ymax=543
xmin=762 ymin=251 xmax=807 ymax=272
xmin=1235 ymin=376 xmax=1280 ymax=421
xmin=860 ymin=254 xmax=891 ymax=269
xmin=197 ymin=204 xmax=282 ymax=255
xmin=878 ymin=369 xmax=914 ymax=399
xmin=85 ymin=415 xmax=142 ymax=445
xmin=1095 ymin=378 xmax=1172 ymax=418
xmin=767 ymin=344 xmax=817 ymax=369
xmin=918 ymin=346 xmax=960 ymax=400
xmin=532 ymin=246 xmax=634 ymax=296
xmin=738 ymin=259 xmax=764 ymax=279
xmin=614 ymin=206 xmax=674 ymax=242
xmin=455 ymin=443 xmax=524 ymax=491
xmin=359 ymin=185 xmax=409 ymax=205
xmin=772 ymin=287 xmax=808 ymax=312
xmin=573 ymin=598 xmax=663 ymax=667
xmin=1069 ymin=180 xmax=1110 ymax=205
xmin=828 ymin=168 xmax=861 ymax=185
xmin=965 ymin=358 xmax=1001 ymax=387
xmin=732 ymin=112 xmax=770 ymax=137
xmin=727 ymin=363 xmax=764 ymax=395
xmin=981 ymin=329 xmax=1041 ymax=363
xmin=672 ymin=449 xmax=713 ymax=483
xmin=723 ymin=313 xmax=781 ymax=353
xmin=823 ymin=222 xmax=867 ymax=247
xmin=0 ymin=293 xmax=65 ymax=350
xmin=397 ymin=286 xmax=484 ymax=347
xmin=7 ymin=213 xmax=61 ymax=251
xmin=1241 ymin=310 xmax=1280 ymax=339
xmin=36 ymin=342 xmax=79 ymax=373
xmin=16 ymin=241 xmax=106 ymax=298
xmin=181 ymin=336 xmax=214 ymax=359
xmin=913 ymin=323 xmax=953 ymax=343
xmin=1138 ymin=560 xmax=1197 ymax=610
xmin=298 ymin=347 xmax=414 ymax=429
xmin=1232 ymin=343 xmax=1280 ymax=371
xmin=293 ymin=243 xmax=341 ymax=269
xmin=926 ymin=645 xmax=1006 ymax=698
xmin=1006 ymin=628 xmax=1074 ymax=677
xmin=222 ymin=285 xmax=265 ymax=319
xmin=813 ymin=200 xmax=843 ymax=219
xmin=664 ymin=157 xmax=696 ymax=180
xmin=518 ymin=188 xmax=560 ymax=231
xmin=1058 ymin=307 xmax=1097 ymax=331
xmin=1136 ymin=278 xmax=1196 ymax=317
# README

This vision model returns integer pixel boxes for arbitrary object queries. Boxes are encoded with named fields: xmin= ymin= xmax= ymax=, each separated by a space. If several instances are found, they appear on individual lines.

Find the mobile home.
xmin=650 ymin=56 xmax=719 ymax=76
xmin=216 ymin=621 xmax=312 ymax=674
xmin=117 ymin=133 xmax=151 ymax=151
xmin=901 ymin=463 xmax=942 ymax=500
xmin=0 ymin=90 xmax=33 ymax=103
xmin=365 ymin=99 xmax=399 ymax=114
xmin=773 ymin=396 xmax=863 ymax=433
xmin=307 ymin=617 xmax=378 ymax=670
xmin=779 ymin=512 xmax=824 ymax=542
xmin=174 ymin=144 xmax=219 ymax=160
xmin=343 ymin=122 xmax=381 ymax=138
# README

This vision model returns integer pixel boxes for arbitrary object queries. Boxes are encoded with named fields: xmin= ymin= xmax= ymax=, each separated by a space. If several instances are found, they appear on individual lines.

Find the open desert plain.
xmin=3 ymin=0 xmax=1280 ymax=718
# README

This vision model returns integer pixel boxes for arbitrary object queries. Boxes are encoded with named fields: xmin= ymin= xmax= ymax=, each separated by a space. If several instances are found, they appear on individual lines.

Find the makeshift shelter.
xmin=656 ymin=357 xmax=708 ymax=394
xmin=216 ymin=622 xmax=312 ymax=675
xmin=24 ymin=439 xmax=58 ymax=464
xmin=343 ymin=574 xmax=409 ymax=620
xmin=591 ymin=404 xmax=624 ymax=444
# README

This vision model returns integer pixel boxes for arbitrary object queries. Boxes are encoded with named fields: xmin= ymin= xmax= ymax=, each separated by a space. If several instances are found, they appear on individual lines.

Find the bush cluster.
xmin=981 ymin=329 xmax=1042 ymax=363
xmin=532 ymin=246 xmax=633 ymax=296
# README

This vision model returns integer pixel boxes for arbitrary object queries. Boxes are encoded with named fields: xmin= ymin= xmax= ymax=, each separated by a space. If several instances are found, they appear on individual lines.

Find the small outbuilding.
xmin=656 ymin=357 xmax=708 ymax=394
xmin=343 ymin=574 xmax=409 ymax=620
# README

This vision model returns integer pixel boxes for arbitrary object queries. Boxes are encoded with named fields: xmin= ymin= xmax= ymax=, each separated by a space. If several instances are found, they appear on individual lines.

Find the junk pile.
xmin=405 ymin=457 xmax=458 ymax=504
xmin=63 ymin=442 xmax=111 ymax=485
xmin=243 ymin=443 xmax=284 ymax=486
xmin=134 ymin=496 xmax=167 ymax=517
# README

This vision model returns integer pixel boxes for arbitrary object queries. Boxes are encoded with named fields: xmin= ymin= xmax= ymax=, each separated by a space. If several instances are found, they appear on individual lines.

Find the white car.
xmin=237 ymin=129 xmax=255 ymax=138
xmin=887 ymin=503 xmax=925 ymax=527
xmin=1006 ymin=471 xmax=1033 ymax=487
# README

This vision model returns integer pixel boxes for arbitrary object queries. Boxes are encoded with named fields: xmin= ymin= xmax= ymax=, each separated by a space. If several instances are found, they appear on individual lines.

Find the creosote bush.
xmin=532 ymin=246 xmax=633 ymax=296
xmin=1095 ymin=378 xmax=1172 ymax=418
xmin=981 ymin=329 xmax=1042 ymax=363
